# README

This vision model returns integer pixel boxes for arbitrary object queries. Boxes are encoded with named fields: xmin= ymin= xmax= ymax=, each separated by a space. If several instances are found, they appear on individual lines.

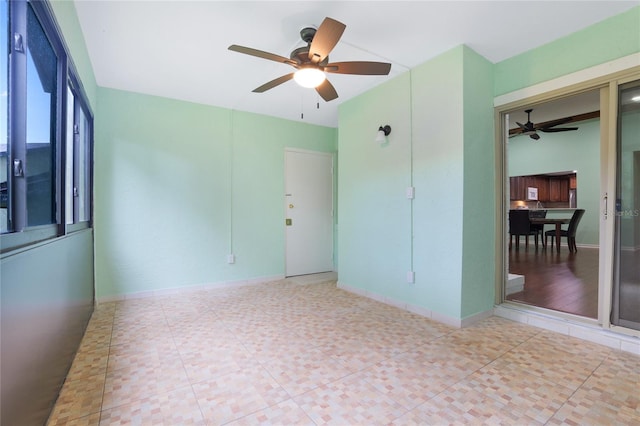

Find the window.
xmin=1 ymin=0 xmax=9 ymax=233
xmin=25 ymin=2 xmax=57 ymax=226
xmin=66 ymin=78 xmax=92 ymax=226
xmin=2 ymin=0 xmax=93 ymax=251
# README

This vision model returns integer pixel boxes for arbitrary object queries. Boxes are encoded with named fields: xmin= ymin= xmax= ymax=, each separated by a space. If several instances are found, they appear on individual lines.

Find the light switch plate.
xmin=406 ymin=186 xmax=415 ymax=199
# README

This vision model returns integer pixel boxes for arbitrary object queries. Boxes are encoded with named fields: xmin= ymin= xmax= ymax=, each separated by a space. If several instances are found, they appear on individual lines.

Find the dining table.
xmin=530 ymin=217 xmax=571 ymax=253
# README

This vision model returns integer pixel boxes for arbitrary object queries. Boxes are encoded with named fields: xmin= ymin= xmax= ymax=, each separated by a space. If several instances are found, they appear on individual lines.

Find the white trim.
xmin=494 ymin=53 xmax=640 ymax=107
xmin=494 ymin=304 xmax=640 ymax=356
xmin=95 ymin=275 xmax=285 ymax=304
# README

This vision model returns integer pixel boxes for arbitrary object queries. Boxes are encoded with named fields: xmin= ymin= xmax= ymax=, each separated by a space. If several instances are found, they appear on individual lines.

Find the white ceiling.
xmin=73 ymin=1 xmax=639 ymax=128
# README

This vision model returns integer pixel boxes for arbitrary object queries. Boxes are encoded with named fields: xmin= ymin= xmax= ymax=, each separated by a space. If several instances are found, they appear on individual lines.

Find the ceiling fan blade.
xmin=252 ymin=73 xmax=295 ymax=93
xmin=316 ymin=79 xmax=338 ymax=102
xmin=325 ymin=61 xmax=391 ymax=75
xmin=540 ymin=127 xmax=579 ymax=133
xmin=535 ymin=117 xmax=571 ymax=130
xmin=515 ymin=121 xmax=528 ymax=131
xmin=229 ymin=45 xmax=297 ymax=66
xmin=308 ymin=17 xmax=346 ymax=64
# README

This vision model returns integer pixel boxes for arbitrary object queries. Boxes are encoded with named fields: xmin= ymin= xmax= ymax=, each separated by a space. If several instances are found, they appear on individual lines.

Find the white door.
xmin=285 ymin=149 xmax=334 ymax=276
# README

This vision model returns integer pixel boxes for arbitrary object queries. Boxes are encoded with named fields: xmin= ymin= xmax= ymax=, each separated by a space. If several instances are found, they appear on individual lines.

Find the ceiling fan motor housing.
xmin=290 ymin=46 xmax=328 ymax=65
xmin=300 ymin=27 xmax=316 ymax=44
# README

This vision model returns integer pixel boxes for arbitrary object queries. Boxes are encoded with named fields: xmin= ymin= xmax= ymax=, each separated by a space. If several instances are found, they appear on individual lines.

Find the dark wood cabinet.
xmin=510 ymin=174 xmax=572 ymax=202
xmin=548 ymin=176 xmax=570 ymax=202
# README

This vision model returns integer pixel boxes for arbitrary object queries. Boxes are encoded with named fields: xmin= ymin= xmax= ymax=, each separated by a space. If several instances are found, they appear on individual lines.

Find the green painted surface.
xmin=409 ymin=47 xmax=465 ymax=318
xmin=495 ymin=6 xmax=640 ymax=96
xmin=337 ymin=72 xmax=413 ymax=302
xmin=461 ymin=46 xmax=496 ymax=319
xmin=94 ymin=88 xmax=336 ymax=298
xmin=339 ymin=46 xmax=499 ymax=320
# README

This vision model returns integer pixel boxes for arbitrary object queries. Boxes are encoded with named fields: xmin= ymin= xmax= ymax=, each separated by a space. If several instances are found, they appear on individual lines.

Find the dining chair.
xmin=544 ymin=209 xmax=586 ymax=252
xmin=529 ymin=209 xmax=547 ymax=245
xmin=509 ymin=209 xmax=539 ymax=250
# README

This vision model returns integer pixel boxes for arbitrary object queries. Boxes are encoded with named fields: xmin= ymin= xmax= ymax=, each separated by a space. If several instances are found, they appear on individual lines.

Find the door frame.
xmin=493 ymin=56 xmax=640 ymax=337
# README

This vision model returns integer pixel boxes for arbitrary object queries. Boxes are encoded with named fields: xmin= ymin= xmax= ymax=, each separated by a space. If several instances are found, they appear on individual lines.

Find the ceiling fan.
xmin=511 ymin=109 xmax=579 ymax=140
xmin=228 ymin=17 xmax=392 ymax=102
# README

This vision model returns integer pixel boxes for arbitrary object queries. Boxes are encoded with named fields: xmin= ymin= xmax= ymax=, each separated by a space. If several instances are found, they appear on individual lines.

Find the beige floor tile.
xmin=547 ymin=350 xmax=640 ymax=425
xmin=192 ymin=365 xmax=290 ymax=424
xmin=319 ymin=335 xmax=390 ymax=371
xmin=99 ymin=386 xmax=205 ymax=425
xmin=359 ymin=348 xmax=485 ymax=410
xmin=225 ymin=399 xmax=315 ymax=426
xmin=47 ymin=374 xmax=105 ymax=425
xmin=47 ymin=412 xmax=101 ymax=426
xmin=106 ymin=340 xmax=179 ymax=372
xmin=461 ymin=365 xmax=575 ymax=423
xmin=260 ymin=346 xmax=354 ymax=396
xmin=48 ymin=278 xmax=639 ymax=426
xmin=67 ymin=347 xmax=110 ymax=381
xmin=181 ymin=345 xmax=258 ymax=383
xmin=491 ymin=331 xmax=612 ymax=390
xmin=293 ymin=375 xmax=407 ymax=425
xmin=411 ymin=381 xmax=544 ymax=425
xmin=101 ymin=357 xmax=190 ymax=411
xmin=76 ymin=324 xmax=112 ymax=354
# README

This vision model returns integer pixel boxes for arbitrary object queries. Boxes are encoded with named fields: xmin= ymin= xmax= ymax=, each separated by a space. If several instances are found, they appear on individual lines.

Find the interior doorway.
xmin=503 ymin=90 xmax=601 ymax=319
xmin=284 ymin=148 xmax=334 ymax=277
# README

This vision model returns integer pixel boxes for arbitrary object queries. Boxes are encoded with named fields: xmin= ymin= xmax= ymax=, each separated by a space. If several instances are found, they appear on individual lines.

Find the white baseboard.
xmin=494 ymin=304 xmax=640 ymax=356
xmin=96 ymin=274 xmax=286 ymax=304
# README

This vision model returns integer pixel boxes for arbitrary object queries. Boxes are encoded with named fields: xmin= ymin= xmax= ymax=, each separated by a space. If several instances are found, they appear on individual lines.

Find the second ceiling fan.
xmin=228 ymin=17 xmax=391 ymax=102
xmin=511 ymin=109 xmax=579 ymax=140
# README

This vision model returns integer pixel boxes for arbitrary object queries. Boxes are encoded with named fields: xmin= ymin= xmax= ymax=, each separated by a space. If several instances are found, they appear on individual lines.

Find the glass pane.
xmin=614 ymin=80 xmax=640 ymax=330
xmin=77 ymin=106 xmax=90 ymax=222
xmin=26 ymin=3 xmax=57 ymax=226
xmin=65 ymin=86 xmax=73 ymax=224
xmin=1 ymin=0 xmax=8 ymax=232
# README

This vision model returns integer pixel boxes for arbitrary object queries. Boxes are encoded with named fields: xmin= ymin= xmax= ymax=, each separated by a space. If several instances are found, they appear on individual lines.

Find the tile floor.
xmin=47 ymin=278 xmax=640 ymax=425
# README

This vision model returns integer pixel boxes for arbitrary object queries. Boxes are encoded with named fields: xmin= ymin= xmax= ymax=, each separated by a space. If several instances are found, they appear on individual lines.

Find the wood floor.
xmin=507 ymin=244 xmax=599 ymax=319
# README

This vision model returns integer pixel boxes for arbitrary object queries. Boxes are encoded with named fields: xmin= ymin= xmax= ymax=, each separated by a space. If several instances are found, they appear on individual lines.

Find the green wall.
xmin=461 ymin=47 xmax=496 ymax=319
xmin=508 ymin=119 xmax=601 ymax=246
xmin=94 ymin=88 xmax=337 ymax=299
xmin=338 ymin=46 xmax=495 ymax=324
xmin=494 ymin=7 xmax=640 ymax=96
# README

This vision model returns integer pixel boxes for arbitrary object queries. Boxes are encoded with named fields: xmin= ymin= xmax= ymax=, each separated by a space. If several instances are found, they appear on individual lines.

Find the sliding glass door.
xmin=612 ymin=79 xmax=640 ymax=330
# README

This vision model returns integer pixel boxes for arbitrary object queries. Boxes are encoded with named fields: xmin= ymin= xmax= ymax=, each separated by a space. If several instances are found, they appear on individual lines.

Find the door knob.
xmin=289 ymin=204 xmax=294 ymax=209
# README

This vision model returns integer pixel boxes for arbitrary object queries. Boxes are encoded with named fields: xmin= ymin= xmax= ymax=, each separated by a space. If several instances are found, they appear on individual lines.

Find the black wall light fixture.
xmin=376 ymin=125 xmax=391 ymax=143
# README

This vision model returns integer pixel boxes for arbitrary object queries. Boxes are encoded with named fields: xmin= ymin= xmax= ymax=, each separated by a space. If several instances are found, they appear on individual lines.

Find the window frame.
xmin=1 ymin=0 xmax=93 ymax=253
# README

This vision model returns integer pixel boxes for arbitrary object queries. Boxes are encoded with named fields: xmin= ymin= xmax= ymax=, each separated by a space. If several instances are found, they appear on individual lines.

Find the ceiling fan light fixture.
xmin=293 ymin=67 xmax=326 ymax=88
